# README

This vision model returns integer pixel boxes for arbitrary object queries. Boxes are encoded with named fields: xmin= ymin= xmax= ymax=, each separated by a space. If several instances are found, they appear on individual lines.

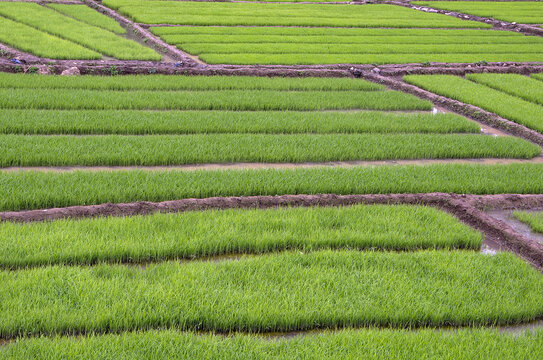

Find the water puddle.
xmin=487 ymin=210 xmax=543 ymax=245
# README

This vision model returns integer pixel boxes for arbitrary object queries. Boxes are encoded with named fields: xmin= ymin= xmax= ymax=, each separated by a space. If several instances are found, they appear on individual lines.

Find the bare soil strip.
xmin=361 ymin=72 xmax=543 ymax=147
xmin=487 ymin=210 xmax=543 ymax=244
xmin=1 ymin=193 xmax=542 ymax=269
xmin=2 ymin=157 xmax=543 ymax=173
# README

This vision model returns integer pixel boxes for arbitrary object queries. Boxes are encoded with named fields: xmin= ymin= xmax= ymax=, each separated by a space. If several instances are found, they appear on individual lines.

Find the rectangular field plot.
xmin=105 ymin=1 xmax=487 ymax=28
xmin=414 ymin=1 xmax=543 ymax=24
xmin=46 ymin=4 xmax=126 ymax=34
xmin=150 ymin=26 xmax=543 ymax=65
xmin=0 ymin=110 xmax=480 ymax=135
xmin=404 ymin=74 xmax=543 ymax=134
xmin=2 ymin=164 xmax=543 ymax=212
xmin=2 ymin=328 xmax=543 ymax=360
xmin=0 ymin=134 xmax=538 ymax=166
xmin=0 ymin=3 xmax=160 ymax=60
xmin=1 ymin=250 xmax=542 ymax=337
xmin=0 ymin=205 xmax=482 ymax=268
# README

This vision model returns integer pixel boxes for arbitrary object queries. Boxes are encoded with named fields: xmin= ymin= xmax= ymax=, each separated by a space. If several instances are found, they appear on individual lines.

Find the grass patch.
xmin=0 ymin=250 xmax=541 ymax=337
xmin=0 ymin=164 xmax=542 ymax=211
xmin=404 ymin=75 xmax=543 ymax=134
xmin=0 ymin=110 xmax=480 ymax=135
xmin=104 ymin=1 xmax=489 ymax=28
xmin=0 ymin=73 xmax=382 ymax=91
xmin=0 ymin=205 xmax=482 ymax=268
xmin=2 ymin=328 xmax=543 ymax=359
xmin=466 ymin=74 xmax=543 ymax=106
xmin=198 ymin=53 xmax=543 ymax=65
xmin=0 ymin=15 xmax=100 ymax=60
xmin=0 ymin=3 xmax=160 ymax=61
xmin=0 ymin=134 xmax=537 ymax=166
xmin=0 ymin=88 xmax=431 ymax=111
xmin=46 ymin=4 xmax=126 ymax=34
xmin=511 ymin=211 xmax=543 ymax=234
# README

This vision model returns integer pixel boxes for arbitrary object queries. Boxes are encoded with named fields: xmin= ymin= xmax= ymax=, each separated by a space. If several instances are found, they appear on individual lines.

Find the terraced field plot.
xmin=0 ymin=2 xmax=160 ymax=60
xmin=415 ymin=1 xmax=543 ymax=25
xmin=2 ymin=73 xmax=539 ymax=167
xmin=404 ymin=74 xmax=543 ymax=134
xmin=512 ymin=211 xmax=543 ymax=234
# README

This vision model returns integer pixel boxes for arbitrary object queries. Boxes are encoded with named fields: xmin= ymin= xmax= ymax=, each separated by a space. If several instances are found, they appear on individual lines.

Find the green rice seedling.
xmin=511 ymin=211 xmax=543 ymax=234
xmin=150 ymin=27 xmax=524 ymax=37
xmin=0 ymin=16 xmax=100 ymax=60
xmin=413 ymin=1 xmax=543 ymax=24
xmin=0 ymin=164 xmax=542 ymax=211
xmin=0 ymin=250 xmax=542 ymax=337
xmin=0 ymin=205 xmax=482 ymax=268
xmin=46 ymin=4 xmax=126 ymax=34
xmin=0 ymin=134 xmax=538 ymax=167
xmin=404 ymin=75 xmax=543 ymax=134
xmin=0 ymin=3 xmax=160 ymax=60
xmin=104 ymin=1 xmax=489 ymax=28
xmin=0 ymin=73 xmax=383 ymax=91
xmin=2 ymin=328 xmax=543 ymax=359
xmin=178 ymin=43 xmax=543 ymax=55
xmin=0 ymin=88 xmax=431 ymax=111
xmin=466 ymin=74 xmax=543 ymax=106
xmin=160 ymin=34 xmax=543 ymax=45
xmin=198 ymin=53 xmax=543 ymax=65
xmin=0 ymin=110 xmax=480 ymax=135
xmin=532 ymin=73 xmax=543 ymax=82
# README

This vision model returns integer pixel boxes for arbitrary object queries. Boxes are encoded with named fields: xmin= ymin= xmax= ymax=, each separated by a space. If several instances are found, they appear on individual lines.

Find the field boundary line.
xmin=385 ymin=0 xmax=543 ymax=37
xmin=361 ymin=71 xmax=543 ymax=147
xmin=0 ymin=192 xmax=541 ymax=268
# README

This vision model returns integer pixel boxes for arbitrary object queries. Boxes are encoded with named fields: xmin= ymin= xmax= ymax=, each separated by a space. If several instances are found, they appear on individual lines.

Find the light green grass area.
xmin=404 ymin=75 xmax=543 ymax=134
xmin=0 ymin=73 xmax=383 ymax=91
xmin=0 ymin=134 xmax=538 ymax=166
xmin=0 ymin=88 xmax=431 ymax=111
xmin=0 ymin=250 xmax=542 ymax=337
xmin=0 ymin=110 xmax=480 ymax=135
xmin=0 ymin=3 xmax=160 ymax=60
xmin=466 ymin=74 xmax=543 ymax=106
xmin=46 ymin=4 xmax=126 ymax=34
xmin=198 ymin=53 xmax=543 ymax=65
xmin=414 ymin=1 xmax=543 ymax=24
xmin=1 ymin=164 xmax=543 ymax=211
xmin=2 ymin=328 xmax=543 ymax=360
xmin=0 ymin=16 xmax=100 ymax=60
xmin=511 ymin=211 xmax=543 ymax=234
xmin=104 ymin=1 xmax=489 ymax=28
xmin=0 ymin=205 xmax=482 ymax=268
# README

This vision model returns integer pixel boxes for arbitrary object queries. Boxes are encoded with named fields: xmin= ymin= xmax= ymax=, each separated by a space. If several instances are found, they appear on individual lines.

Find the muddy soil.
xmin=487 ymin=210 xmax=543 ymax=244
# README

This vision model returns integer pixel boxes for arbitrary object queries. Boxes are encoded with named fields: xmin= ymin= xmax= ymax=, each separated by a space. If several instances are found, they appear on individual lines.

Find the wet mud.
xmin=487 ymin=210 xmax=543 ymax=244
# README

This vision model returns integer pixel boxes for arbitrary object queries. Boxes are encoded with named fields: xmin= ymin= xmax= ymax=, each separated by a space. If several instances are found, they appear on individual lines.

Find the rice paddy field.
xmin=1 ymin=0 xmax=543 ymax=359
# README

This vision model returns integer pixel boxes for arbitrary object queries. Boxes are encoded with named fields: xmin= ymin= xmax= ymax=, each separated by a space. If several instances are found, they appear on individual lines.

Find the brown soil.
xmin=487 ymin=210 xmax=543 ymax=244
xmin=1 ymin=193 xmax=542 ymax=269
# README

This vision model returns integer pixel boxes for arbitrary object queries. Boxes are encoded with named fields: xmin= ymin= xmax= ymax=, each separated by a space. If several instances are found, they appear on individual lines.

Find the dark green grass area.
xmin=0 ymin=73 xmax=382 ymax=91
xmin=0 ymin=3 xmax=160 ymax=61
xmin=198 ymin=53 xmax=543 ymax=65
xmin=45 ymin=4 xmax=126 ymax=34
xmin=0 ymin=16 xmax=101 ymax=60
xmin=0 ymin=134 xmax=538 ymax=167
xmin=0 ymin=250 xmax=541 ymax=337
xmin=0 ymin=110 xmax=480 ymax=135
xmin=414 ymin=1 xmax=543 ymax=24
xmin=1 ymin=164 xmax=543 ymax=211
xmin=104 ymin=1 xmax=488 ymax=28
xmin=2 ymin=328 xmax=542 ymax=359
xmin=404 ymin=75 xmax=543 ymax=134
xmin=466 ymin=74 xmax=543 ymax=106
xmin=0 ymin=88 xmax=431 ymax=111
xmin=0 ymin=205 xmax=482 ymax=268
xmin=511 ymin=211 xmax=543 ymax=234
